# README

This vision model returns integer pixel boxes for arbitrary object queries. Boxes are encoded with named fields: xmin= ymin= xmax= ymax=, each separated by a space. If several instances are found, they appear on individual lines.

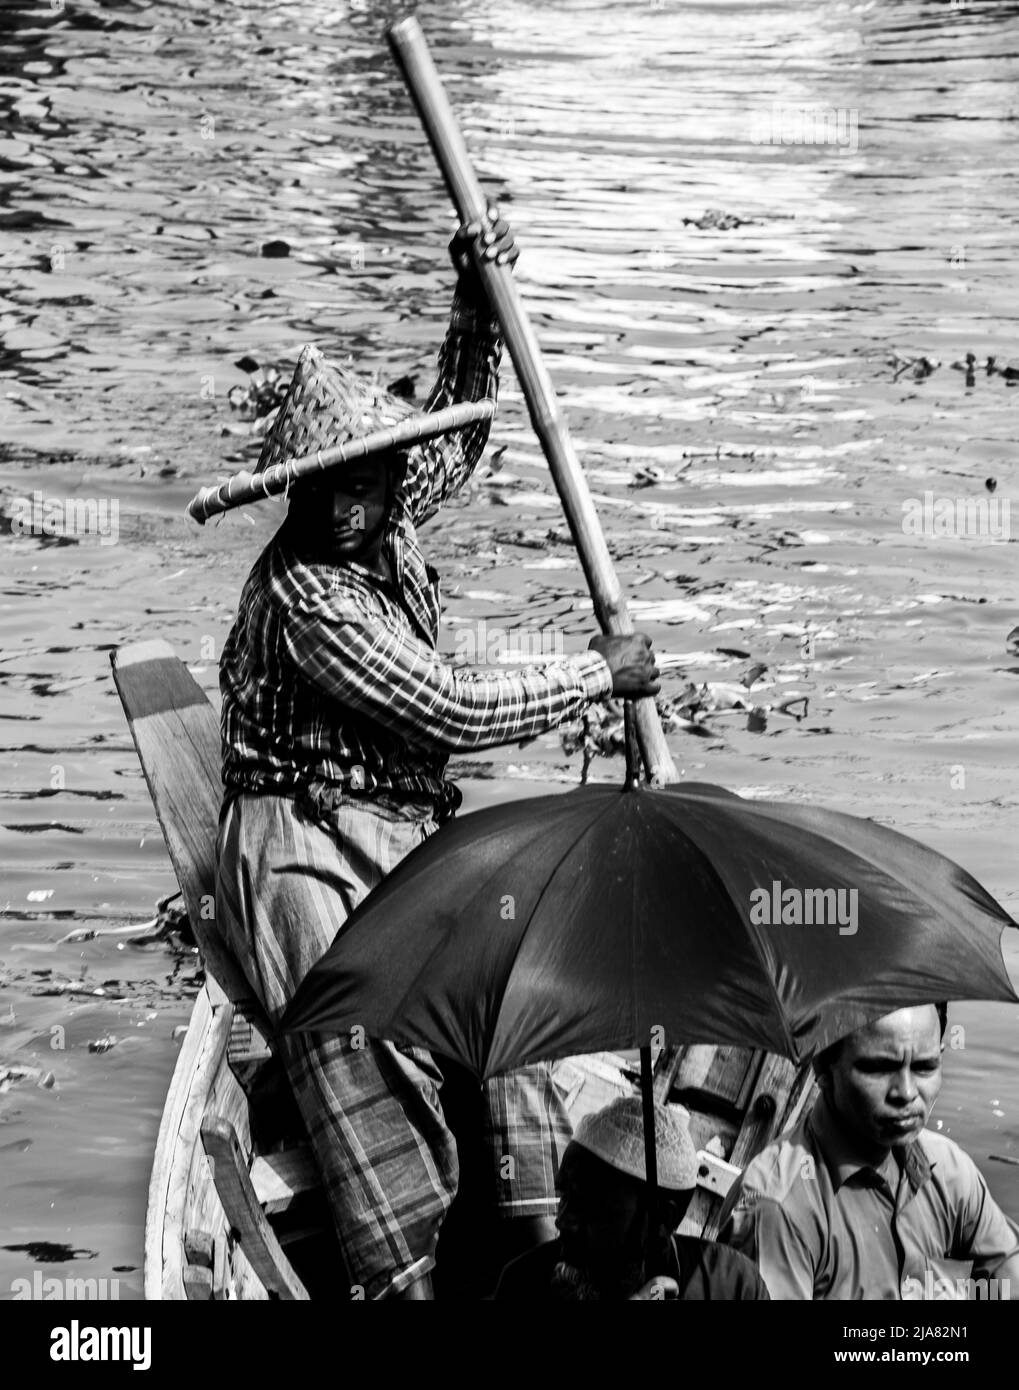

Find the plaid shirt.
xmin=221 ymin=285 xmax=613 ymax=805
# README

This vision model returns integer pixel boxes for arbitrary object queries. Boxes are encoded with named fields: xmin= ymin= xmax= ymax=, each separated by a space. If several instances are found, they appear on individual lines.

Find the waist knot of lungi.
xmin=295 ymin=777 xmax=462 ymax=829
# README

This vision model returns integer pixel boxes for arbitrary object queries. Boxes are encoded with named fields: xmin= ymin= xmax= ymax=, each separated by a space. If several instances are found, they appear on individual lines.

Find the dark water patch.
xmin=0 ymin=788 xmax=125 ymax=800
xmin=3 ymin=1242 xmax=97 ymax=1263
xmin=3 ymin=823 xmax=86 ymax=834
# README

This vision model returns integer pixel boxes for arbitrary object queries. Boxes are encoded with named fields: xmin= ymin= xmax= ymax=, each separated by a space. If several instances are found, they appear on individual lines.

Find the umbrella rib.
xmin=672 ymin=796 xmax=1016 ymax=1055
xmin=489 ymin=794 xmax=626 ymax=1071
xmin=690 ymin=849 xmax=803 ymax=1059
xmin=362 ymin=799 xmax=615 ymax=1075
xmin=731 ymin=809 xmax=1016 ymax=979
xmin=662 ymin=815 xmax=803 ymax=1059
xmin=726 ymin=799 xmax=1015 ymax=933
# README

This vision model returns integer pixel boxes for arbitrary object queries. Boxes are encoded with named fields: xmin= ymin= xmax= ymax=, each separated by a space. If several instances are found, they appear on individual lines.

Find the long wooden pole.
xmin=387 ymin=17 xmax=678 ymax=786
xmin=639 ymin=1044 xmax=660 ymax=1273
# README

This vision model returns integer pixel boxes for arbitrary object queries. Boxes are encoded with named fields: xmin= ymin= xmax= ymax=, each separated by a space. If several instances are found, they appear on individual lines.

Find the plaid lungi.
xmin=214 ymin=790 xmax=571 ymax=1299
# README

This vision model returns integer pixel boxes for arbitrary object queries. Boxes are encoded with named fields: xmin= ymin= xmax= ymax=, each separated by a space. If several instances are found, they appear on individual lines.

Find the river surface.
xmin=1 ymin=0 xmax=1017 ymax=1300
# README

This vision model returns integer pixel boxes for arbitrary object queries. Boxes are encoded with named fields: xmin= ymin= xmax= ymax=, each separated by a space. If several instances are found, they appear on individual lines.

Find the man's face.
xmin=288 ymin=458 xmax=390 ymax=562
xmin=555 ymin=1145 xmax=645 ymax=1294
xmin=823 ymin=1005 xmax=943 ymax=1156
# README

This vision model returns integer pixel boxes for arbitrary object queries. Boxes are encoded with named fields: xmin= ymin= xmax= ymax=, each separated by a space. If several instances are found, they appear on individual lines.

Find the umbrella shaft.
xmin=640 ymin=1044 xmax=659 ymax=1270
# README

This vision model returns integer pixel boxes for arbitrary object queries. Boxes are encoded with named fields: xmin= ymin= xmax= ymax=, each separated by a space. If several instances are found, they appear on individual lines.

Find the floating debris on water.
xmin=2 ymin=1242 xmax=97 ymax=1263
xmin=888 ymin=352 xmax=939 ymax=383
xmin=87 ymin=1036 xmax=118 ymax=1055
xmin=630 ymin=465 xmax=673 ymax=489
xmin=682 ymin=209 xmax=747 ymax=231
xmin=387 ymin=373 xmax=417 ymax=401
xmin=226 ymin=358 xmax=289 ymax=426
xmin=741 ymin=663 xmax=769 ymax=689
xmin=0 ymin=1064 xmax=56 ymax=1094
xmin=986 ymin=356 xmax=1019 ymax=383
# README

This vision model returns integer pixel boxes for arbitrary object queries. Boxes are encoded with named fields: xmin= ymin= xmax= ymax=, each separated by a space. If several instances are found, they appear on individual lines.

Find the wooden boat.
xmin=113 ymin=638 xmax=815 ymax=1301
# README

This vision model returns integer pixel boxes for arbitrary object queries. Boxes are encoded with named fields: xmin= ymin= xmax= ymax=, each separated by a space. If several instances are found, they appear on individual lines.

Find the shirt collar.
xmin=809 ymin=1095 xmax=934 ymax=1196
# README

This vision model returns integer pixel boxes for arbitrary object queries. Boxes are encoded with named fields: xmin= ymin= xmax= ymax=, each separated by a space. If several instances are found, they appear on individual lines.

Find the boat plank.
xmin=183 ymin=1266 xmax=214 ymax=1301
xmin=184 ymin=1230 xmax=214 ymax=1269
xmin=143 ymin=982 xmax=218 ymax=1300
xmin=250 ymin=1147 xmax=319 ymax=1216
xmin=201 ymin=1118 xmax=310 ymax=1301
xmin=158 ymin=988 xmax=233 ymax=1300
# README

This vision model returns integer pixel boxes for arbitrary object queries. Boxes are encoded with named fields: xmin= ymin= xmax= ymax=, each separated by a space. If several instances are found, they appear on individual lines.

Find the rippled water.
xmin=1 ymin=0 xmax=1017 ymax=1298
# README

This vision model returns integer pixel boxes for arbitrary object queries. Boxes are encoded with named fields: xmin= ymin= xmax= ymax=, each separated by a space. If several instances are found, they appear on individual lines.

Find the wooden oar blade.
xmin=110 ymin=641 xmax=271 ymax=1034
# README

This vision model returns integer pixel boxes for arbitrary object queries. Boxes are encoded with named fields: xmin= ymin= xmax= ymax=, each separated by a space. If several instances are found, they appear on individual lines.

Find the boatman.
xmin=719 ymin=1003 xmax=1019 ymax=1300
xmin=214 ymin=211 xmax=662 ymax=1301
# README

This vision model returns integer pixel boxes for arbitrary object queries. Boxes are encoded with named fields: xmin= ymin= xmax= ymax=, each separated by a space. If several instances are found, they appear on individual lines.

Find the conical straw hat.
xmin=186 ymin=349 xmax=495 ymax=525
xmin=257 ymin=345 xmax=416 ymax=475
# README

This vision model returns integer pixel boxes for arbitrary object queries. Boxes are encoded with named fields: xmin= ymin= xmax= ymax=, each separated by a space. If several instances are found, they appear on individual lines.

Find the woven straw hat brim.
xmin=257 ymin=345 xmax=417 ymax=475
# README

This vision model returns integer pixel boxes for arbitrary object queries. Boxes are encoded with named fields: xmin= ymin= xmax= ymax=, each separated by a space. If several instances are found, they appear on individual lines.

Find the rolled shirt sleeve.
xmin=398 ymin=283 xmax=502 ymax=528
xmin=949 ymin=1148 xmax=1019 ymax=1278
xmin=281 ymin=593 xmax=613 ymax=755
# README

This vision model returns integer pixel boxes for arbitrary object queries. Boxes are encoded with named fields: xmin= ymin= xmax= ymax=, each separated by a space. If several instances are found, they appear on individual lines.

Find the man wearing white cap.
xmin=495 ymin=1096 xmax=769 ymax=1300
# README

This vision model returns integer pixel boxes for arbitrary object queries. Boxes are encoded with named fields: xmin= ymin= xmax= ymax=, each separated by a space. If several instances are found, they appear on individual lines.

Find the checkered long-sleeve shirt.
xmin=220 ymin=285 xmax=614 ymax=804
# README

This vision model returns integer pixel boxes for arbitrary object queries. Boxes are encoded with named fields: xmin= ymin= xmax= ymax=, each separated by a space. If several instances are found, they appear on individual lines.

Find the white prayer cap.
xmin=572 ymin=1096 xmax=697 ymax=1193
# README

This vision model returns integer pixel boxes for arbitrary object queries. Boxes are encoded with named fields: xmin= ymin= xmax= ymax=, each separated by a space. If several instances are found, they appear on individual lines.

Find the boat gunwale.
xmin=144 ymin=980 xmax=234 ymax=1300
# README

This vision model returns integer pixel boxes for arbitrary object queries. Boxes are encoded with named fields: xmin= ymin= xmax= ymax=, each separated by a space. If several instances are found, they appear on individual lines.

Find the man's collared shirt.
xmin=719 ymin=1096 xmax=1019 ymax=1300
xmin=220 ymin=291 xmax=612 ymax=804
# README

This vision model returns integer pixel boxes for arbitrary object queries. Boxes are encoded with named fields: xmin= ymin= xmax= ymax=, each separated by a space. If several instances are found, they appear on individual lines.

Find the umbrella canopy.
xmin=282 ymin=779 xmax=1018 ymax=1073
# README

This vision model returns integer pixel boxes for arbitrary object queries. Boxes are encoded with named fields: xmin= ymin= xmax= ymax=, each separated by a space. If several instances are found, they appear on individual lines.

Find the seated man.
xmin=719 ymin=1003 xmax=1019 ymax=1300
xmin=494 ymin=1095 xmax=768 ymax=1300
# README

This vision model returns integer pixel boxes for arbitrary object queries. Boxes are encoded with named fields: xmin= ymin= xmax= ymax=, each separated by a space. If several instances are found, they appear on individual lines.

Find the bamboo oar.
xmin=186 ymin=398 xmax=496 ymax=524
xmin=388 ymin=17 xmax=678 ymax=787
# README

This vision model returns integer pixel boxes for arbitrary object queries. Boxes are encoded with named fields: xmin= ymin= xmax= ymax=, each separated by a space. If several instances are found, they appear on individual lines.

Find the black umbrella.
xmin=282 ymin=716 xmax=1017 ymax=1253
